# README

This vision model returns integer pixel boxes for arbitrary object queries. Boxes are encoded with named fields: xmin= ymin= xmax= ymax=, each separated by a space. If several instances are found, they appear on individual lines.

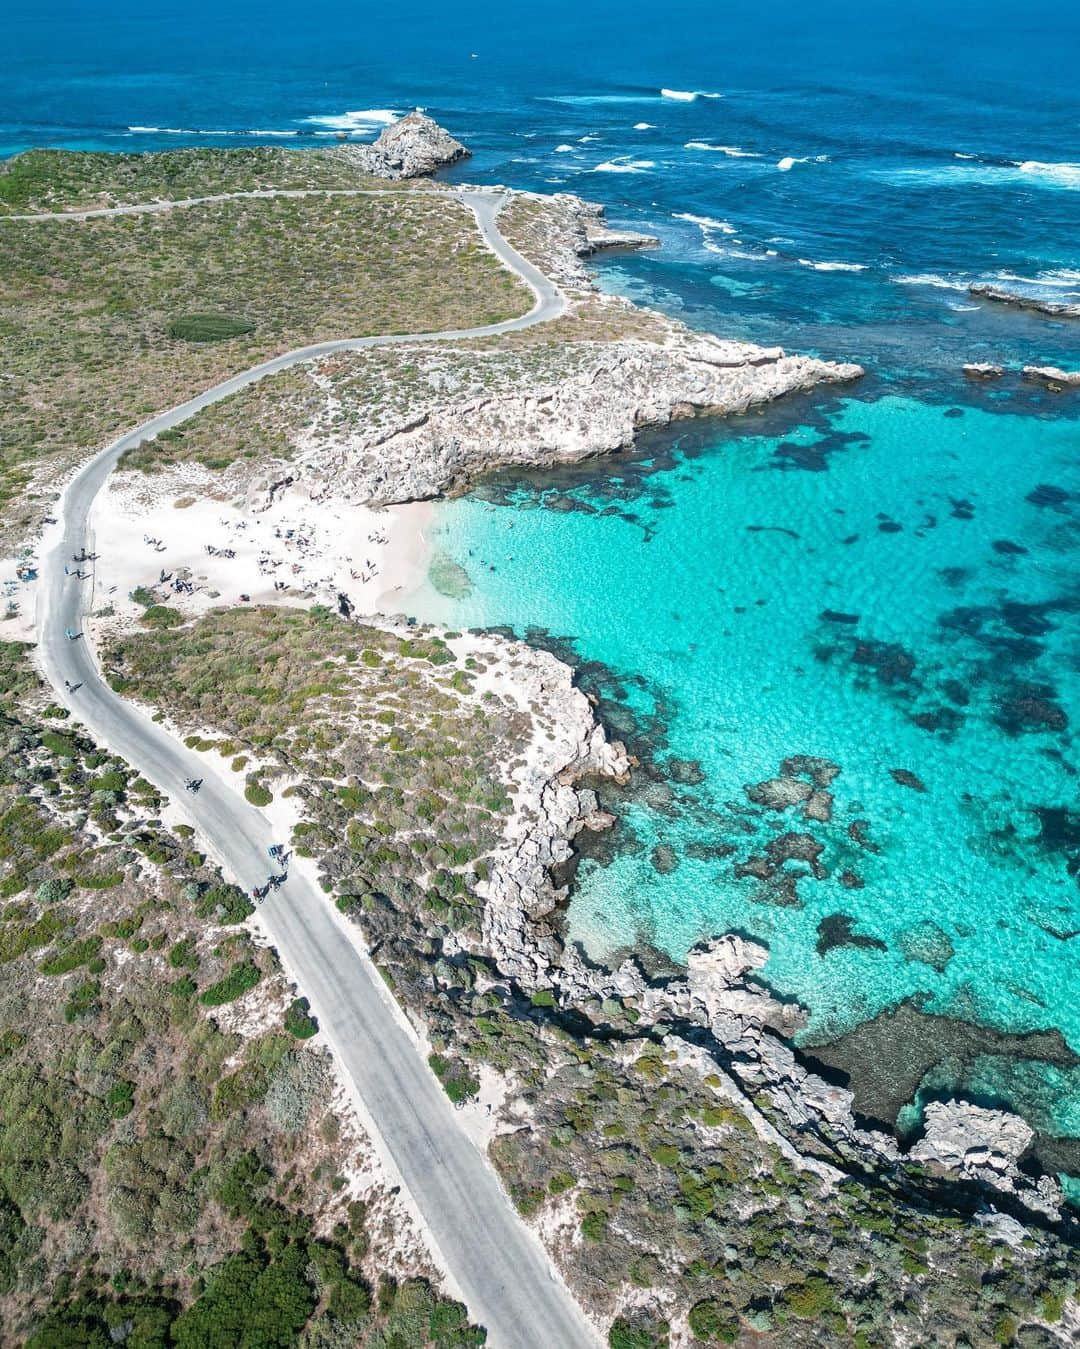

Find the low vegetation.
xmin=0 ymin=145 xmax=398 ymax=214
xmin=0 ymin=154 xmax=528 ymax=547
xmin=0 ymin=639 xmax=484 ymax=1345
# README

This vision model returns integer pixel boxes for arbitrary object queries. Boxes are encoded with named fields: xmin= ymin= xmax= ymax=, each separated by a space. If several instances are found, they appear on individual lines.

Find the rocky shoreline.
xmin=236 ymin=189 xmax=862 ymax=513
xmin=478 ymin=667 xmax=1071 ymax=1225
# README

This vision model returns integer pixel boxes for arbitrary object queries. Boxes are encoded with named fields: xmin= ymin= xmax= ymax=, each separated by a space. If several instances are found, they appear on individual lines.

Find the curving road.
xmin=35 ymin=190 xmax=596 ymax=1347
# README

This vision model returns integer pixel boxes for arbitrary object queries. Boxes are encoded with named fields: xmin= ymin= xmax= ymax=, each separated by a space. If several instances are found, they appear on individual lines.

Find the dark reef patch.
xmin=816 ymin=912 xmax=887 ymax=956
xmin=800 ymin=1003 xmax=1080 ymax=1144
xmin=1025 ymin=482 xmax=1071 ymax=510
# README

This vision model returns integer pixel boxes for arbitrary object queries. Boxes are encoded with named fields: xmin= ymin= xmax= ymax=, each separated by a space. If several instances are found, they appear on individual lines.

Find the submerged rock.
xmin=968 ymin=284 xmax=1080 ymax=319
xmin=816 ymin=912 xmax=886 ymax=955
xmin=650 ymin=843 xmax=680 ymax=874
xmin=898 ymin=920 xmax=955 ymax=971
xmin=1022 ymin=364 xmax=1080 ymax=390
xmin=890 ymin=767 xmax=926 ymax=792
xmin=745 ymin=775 xmax=812 ymax=810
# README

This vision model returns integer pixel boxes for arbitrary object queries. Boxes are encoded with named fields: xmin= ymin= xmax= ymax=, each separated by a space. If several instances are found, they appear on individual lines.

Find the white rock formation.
xmin=340 ymin=111 xmax=470 ymax=179
xmin=291 ymin=334 xmax=862 ymax=509
xmin=962 ymin=362 xmax=1005 ymax=379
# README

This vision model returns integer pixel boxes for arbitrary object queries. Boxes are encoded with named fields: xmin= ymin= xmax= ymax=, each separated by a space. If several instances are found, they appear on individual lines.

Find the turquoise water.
xmin=404 ymin=392 xmax=1080 ymax=1141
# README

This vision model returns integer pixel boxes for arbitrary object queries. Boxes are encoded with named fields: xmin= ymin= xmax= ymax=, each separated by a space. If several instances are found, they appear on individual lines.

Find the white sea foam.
xmin=660 ymin=88 xmax=722 ymax=102
xmin=544 ymin=94 xmax=655 ymax=105
xmin=797 ymin=258 xmax=867 ymax=272
xmin=684 ymin=141 xmax=760 ymax=157
xmin=592 ymin=158 xmax=655 ymax=173
xmin=554 ymin=144 xmax=575 ymax=152
xmin=633 ymin=122 xmax=654 ymax=130
xmin=892 ymin=273 xmax=970 ymax=291
xmin=128 ymin=126 xmax=299 ymax=137
xmin=673 ymin=211 xmax=737 ymax=234
xmin=954 ymin=152 xmax=977 ymax=160
xmin=875 ymin=161 xmax=1080 ymax=192
xmin=777 ymin=154 xmax=829 ymax=172
xmin=301 ymin=109 xmax=400 ymax=131
xmin=1016 ymin=160 xmax=1080 ymax=188
xmin=578 ymin=134 xmax=601 ymax=142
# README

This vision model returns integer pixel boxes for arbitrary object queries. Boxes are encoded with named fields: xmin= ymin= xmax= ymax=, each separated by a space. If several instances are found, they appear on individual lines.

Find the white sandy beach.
xmin=83 ymin=470 xmax=436 ymax=632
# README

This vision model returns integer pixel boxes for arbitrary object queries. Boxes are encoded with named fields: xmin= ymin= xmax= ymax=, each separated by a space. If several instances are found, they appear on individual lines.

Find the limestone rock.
xmin=910 ymin=1100 xmax=1035 ymax=1181
xmin=299 ymin=335 xmax=863 ymax=508
xmin=1022 ymin=364 xmax=1080 ymax=389
xmin=963 ymin=362 xmax=1005 ymax=379
xmin=340 ymin=111 xmax=470 ymax=179
xmin=969 ymin=284 xmax=1080 ymax=319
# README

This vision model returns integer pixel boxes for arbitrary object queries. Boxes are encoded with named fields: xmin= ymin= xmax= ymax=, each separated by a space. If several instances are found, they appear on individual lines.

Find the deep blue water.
xmin=6 ymin=1 xmax=1080 ymax=1162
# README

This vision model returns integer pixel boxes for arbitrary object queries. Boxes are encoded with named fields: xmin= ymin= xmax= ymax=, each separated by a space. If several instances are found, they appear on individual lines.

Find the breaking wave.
xmin=660 ymin=88 xmax=723 ymax=101
xmin=300 ymin=109 xmax=400 ymax=131
xmin=684 ymin=141 xmax=760 ymax=157
xmin=592 ymin=157 xmax=655 ymax=173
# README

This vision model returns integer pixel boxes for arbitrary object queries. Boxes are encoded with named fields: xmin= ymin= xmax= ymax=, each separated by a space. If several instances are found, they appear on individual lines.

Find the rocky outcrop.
xmin=962 ymin=362 xmax=1005 ymax=379
xmin=969 ymin=283 xmax=1080 ymax=319
xmin=475 ymin=636 xmax=1067 ymax=1223
xmin=340 ymin=111 xmax=470 ymax=179
xmin=294 ymin=334 xmax=863 ymax=508
xmin=1023 ymin=364 xmax=1080 ymax=389
xmin=906 ymin=1101 xmax=1063 ymax=1219
xmin=567 ymin=197 xmax=660 ymax=257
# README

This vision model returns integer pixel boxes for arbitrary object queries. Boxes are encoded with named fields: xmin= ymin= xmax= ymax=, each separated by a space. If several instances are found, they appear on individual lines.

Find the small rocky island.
xmin=340 ymin=109 xmax=471 ymax=178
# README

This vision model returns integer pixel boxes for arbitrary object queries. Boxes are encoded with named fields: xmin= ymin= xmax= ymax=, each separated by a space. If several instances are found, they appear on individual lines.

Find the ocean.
xmin=5 ymin=0 xmax=1079 ymax=1169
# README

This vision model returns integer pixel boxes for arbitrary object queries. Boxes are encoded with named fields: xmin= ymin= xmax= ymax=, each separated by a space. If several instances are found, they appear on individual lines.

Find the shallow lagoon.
xmin=404 ymin=390 xmax=1080 ymax=1146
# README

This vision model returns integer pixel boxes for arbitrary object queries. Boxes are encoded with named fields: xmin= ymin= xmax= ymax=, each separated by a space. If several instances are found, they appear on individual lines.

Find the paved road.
xmin=5 ymin=185 xmax=446 ymax=223
xmin=36 ymin=192 xmax=595 ymax=1348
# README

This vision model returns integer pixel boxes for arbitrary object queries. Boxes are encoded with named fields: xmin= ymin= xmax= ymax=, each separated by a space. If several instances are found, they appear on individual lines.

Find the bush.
xmin=140 ymin=605 xmax=184 ymax=630
xmin=263 ymin=1051 xmax=328 ymax=1134
xmin=283 ymin=998 xmax=318 ymax=1040
xmin=609 ymin=1315 xmax=669 ymax=1349
xmin=40 ymin=935 xmax=103 ymax=975
xmin=245 ymin=779 xmax=273 ymax=807
xmin=688 ymin=1300 xmax=739 ymax=1343
xmin=167 ymin=313 xmax=256 ymax=342
xmin=35 ymin=877 xmax=73 ymax=905
xmin=428 ymin=1053 xmax=479 ymax=1106
xmin=199 ymin=960 xmax=261 ymax=1007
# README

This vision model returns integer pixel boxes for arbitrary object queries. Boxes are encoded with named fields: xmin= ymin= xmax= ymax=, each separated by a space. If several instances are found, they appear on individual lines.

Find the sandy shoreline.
xmin=75 ymin=471 xmax=436 ymax=635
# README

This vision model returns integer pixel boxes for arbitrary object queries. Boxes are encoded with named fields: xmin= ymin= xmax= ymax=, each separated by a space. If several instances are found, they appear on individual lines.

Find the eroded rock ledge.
xmin=481 ymin=648 xmax=1069 ymax=1224
xmin=287 ymin=334 xmax=863 ymax=509
xmin=968 ymin=283 xmax=1080 ymax=320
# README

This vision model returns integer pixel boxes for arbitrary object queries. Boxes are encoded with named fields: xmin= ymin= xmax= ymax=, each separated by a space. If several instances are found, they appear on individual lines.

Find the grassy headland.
xmin=0 ymin=150 xmax=528 ymax=549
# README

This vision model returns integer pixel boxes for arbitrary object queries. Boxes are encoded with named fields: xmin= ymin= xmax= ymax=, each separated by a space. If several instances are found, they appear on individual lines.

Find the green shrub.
xmin=40 ymin=935 xmax=103 ymax=975
xmin=199 ymin=960 xmax=261 ymax=1007
xmin=688 ymin=1299 xmax=739 ymax=1343
xmin=167 ymin=313 xmax=256 ymax=343
xmin=283 ymin=998 xmax=318 ymax=1040
xmin=244 ymin=780 xmax=273 ymax=807
xmin=107 ymin=1080 xmax=136 ymax=1118
xmin=140 ymin=605 xmax=184 ymax=629
xmin=428 ymin=1052 xmax=479 ymax=1106
xmin=35 ymin=877 xmax=73 ymax=905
